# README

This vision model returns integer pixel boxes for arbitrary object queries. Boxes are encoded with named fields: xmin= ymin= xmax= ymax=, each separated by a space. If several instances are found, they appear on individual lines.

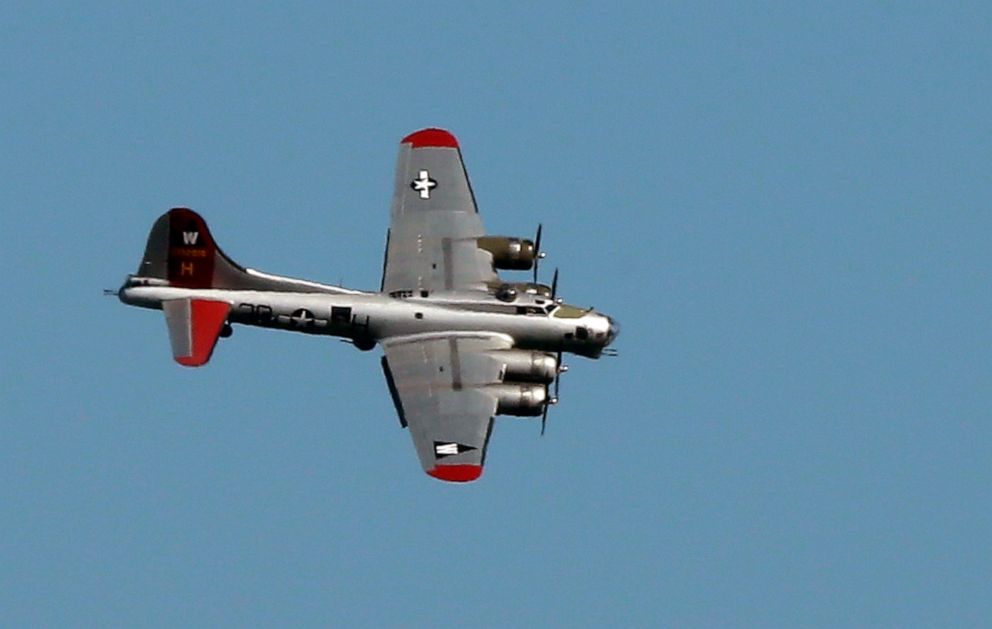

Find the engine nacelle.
xmin=488 ymin=350 xmax=557 ymax=383
xmin=477 ymin=236 xmax=537 ymax=270
xmin=489 ymin=383 xmax=548 ymax=417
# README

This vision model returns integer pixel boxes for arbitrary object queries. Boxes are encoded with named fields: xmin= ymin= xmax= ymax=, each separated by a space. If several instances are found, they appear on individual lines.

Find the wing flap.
xmin=162 ymin=298 xmax=231 ymax=367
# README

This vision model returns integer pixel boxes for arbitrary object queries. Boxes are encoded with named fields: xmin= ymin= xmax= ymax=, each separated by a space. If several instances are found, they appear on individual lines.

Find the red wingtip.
xmin=402 ymin=128 xmax=459 ymax=148
xmin=427 ymin=464 xmax=483 ymax=483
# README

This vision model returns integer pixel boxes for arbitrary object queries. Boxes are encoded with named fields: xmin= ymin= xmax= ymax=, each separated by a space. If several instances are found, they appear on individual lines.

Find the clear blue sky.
xmin=2 ymin=2 xmax=989 ymax=626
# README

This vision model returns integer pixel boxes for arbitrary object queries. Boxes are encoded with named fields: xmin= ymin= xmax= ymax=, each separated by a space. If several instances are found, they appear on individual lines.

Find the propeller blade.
xmin=533 ymin=223 xmax=543 ymax=283
xmin=551 ymin=268 xmax=559 ymax=299
xmin=541 ymin=351 xmax=563 ymax=437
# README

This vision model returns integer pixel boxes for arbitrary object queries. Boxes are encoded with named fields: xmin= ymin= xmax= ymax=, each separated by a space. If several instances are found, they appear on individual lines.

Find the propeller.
xmin=541 ymin=351 xmax=564 ymax=436
xmin=550 ymin=267 xmax=559 ymax=300
xmin=532 ymin=224 xmax=547 ymax=283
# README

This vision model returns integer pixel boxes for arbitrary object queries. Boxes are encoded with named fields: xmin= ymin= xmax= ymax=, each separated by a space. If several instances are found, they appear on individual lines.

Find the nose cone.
xmin=606 ymin=316 xmax=620 ymax=346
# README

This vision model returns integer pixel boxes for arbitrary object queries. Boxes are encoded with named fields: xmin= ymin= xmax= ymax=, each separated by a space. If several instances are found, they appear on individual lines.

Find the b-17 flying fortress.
xmin=119 ymin=129 xmax=618 ymax=482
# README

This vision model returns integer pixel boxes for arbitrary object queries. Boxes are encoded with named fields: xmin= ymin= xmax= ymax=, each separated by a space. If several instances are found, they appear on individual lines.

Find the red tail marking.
xmin=167 ymin=208 xmax=216 ymax=288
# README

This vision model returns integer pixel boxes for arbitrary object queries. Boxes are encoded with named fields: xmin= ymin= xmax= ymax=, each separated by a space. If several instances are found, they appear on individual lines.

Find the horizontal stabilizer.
xmin=163 ymin=298 xmax=231 ymax=367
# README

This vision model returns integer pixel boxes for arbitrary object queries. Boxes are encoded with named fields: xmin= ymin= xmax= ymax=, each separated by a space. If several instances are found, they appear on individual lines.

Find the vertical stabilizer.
xmin=132 ymin=207 xmax=358 ymax=294
xmin=136 ymin=207 xmax=250 ymax=289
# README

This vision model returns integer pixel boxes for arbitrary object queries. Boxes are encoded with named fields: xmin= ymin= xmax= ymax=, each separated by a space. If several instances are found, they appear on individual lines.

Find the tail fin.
xmin=134 ymin=207 xmax=361 ymax=294
xmin=136 ymin=208 xmax=246 ymax=289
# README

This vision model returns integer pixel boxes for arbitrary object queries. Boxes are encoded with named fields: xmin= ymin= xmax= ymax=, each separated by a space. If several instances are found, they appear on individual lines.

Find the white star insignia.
xmin=411 ymin=170 xmax=437 ymax=199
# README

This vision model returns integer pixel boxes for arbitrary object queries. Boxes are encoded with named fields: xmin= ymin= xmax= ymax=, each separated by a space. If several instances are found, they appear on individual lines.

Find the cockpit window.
xmin=576 ymin=326 xmax=589 ymax=340
xmin=552 ymin=304 xmax=588 ymax=319
xmin=515 ymin=306 xmax=546 ymax=316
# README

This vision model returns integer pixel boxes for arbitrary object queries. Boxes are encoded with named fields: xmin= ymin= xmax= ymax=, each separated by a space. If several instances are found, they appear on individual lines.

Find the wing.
xmin=380 ymin=128 xmax=499 ymax=295
xmin=380 ymin=332 xmax=514 ymax=482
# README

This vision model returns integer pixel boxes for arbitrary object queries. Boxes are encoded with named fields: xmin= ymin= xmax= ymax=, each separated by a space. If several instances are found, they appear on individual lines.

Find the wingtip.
xmin=174 ymin=356 xmax=209 ymax=367
xmin=427 ymin=464 xmax=483 ymax=483
xmin=402 ymin=128 xmax=459 ymax=149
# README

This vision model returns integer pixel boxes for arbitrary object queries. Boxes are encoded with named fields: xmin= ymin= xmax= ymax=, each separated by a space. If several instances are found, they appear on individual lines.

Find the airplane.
xmin=117 ymin=128 xmax=619 ymax=482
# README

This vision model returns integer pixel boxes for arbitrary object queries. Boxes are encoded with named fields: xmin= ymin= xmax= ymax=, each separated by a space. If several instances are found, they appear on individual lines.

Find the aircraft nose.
xmin=606 ymin=316 xmax=620 ymax=345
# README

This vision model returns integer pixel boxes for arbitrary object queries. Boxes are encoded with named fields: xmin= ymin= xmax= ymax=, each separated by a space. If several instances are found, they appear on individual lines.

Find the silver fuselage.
xmin=119 ymin=277 xmax=618 ymax=358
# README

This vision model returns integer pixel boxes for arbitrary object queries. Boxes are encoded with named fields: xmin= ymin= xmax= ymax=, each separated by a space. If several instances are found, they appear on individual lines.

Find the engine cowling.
xmin=489 ymin=383 xmax=548 ymax=417
xmin=488 ymin=350 xmax=557 ymax=383
xmin=477 ymin=236 xmax=537 ymax=270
